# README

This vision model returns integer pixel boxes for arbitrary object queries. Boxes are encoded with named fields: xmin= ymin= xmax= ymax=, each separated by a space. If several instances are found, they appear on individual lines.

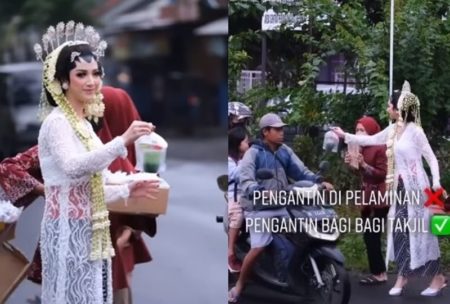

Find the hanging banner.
xmin=261 ymin=8 xmax=306 ymax=31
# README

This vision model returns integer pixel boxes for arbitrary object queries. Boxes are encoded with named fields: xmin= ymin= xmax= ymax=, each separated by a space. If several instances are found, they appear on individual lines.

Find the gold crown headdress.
xmin=33 ymin=21 xmax=107 ymax=62
xmin=34 ymin=21 xmax=107 ymax=121
xmin=34 ymin=21 xmax=113 ymax=261
xmin=396 ymin=80 xmax=421 ymax=127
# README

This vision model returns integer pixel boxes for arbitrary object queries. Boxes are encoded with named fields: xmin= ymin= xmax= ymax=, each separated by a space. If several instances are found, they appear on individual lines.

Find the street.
xmin=229 ymin=271 xmax=450 ymax=304
xmin=7 ymin=136 xmax=228 ymax=304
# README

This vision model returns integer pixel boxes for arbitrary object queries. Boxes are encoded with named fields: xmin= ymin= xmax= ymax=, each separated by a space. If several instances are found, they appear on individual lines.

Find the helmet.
xmin=228 ymin=102 xmax=252 ymax=129
xmin=228 ymin=101 xmax=252 ymax=120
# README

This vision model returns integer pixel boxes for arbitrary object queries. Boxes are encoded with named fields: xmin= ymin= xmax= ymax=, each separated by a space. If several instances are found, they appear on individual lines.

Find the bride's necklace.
xmin=54 ymin=93 xmax=113 ymax=260
xmin=59 ymin=98 xmax=91 ymax=142
xmin=76 ymin=120 xmax=90 ymax=140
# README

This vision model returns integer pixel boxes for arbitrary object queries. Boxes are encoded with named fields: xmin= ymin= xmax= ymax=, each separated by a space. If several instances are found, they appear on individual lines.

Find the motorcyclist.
xmin=228 ymin=112 xmax=333 ymax=302
xmin=226 ymin=101 xmax=253 ymax=273
xmin=227 ymin=127 xmax=250 ymax=273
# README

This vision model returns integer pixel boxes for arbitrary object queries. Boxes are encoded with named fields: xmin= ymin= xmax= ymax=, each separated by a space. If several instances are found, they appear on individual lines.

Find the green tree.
xmin=229 ymin=0 xmax=450 ymax=139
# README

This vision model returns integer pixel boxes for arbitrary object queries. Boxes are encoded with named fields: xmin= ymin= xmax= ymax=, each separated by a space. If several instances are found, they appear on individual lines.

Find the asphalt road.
xmin=229 ymin=271 xmax=450 ymax=304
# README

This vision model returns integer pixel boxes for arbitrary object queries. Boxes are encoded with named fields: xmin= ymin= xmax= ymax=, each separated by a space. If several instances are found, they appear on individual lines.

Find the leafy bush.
xmin=440 ymin=238 xmax=450 ymax=272
xmin=338 ymin=232 xmax=368 ymax=271
xmin=435 ymin=139 xmax=450 ymax=191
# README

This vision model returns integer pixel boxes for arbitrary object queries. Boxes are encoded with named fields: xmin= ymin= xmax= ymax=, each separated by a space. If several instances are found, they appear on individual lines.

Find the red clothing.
xmin=0 ymin=145 xmax=42 ymax=208
xmin=359 ymin=145 xmax=388 ymax=209
xmin=0 ymin=145 xmax=43 ymax=283
xmin=353 ymin=117 xmax=388 ymax=212
xmin=356 ymin=116 xmax=381 ymax=135
xmin=100 ymin=86 xmax=155 ymax=290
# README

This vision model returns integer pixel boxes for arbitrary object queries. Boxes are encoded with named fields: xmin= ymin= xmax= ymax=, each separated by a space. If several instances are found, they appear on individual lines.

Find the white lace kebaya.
xmin=343 ymin=83 xmax=441 ymax=272
xmin=38 ymin=108 xmax=130 ymax=304
xmin=36 ymin=21 xmax=128 ymax=304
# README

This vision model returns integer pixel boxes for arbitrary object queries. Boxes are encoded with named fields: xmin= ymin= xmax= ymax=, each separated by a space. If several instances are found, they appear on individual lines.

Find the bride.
xmin=333 ymin=81 xmax=447 ymax=297
xmin=34 ymin=22 xmax=158 ymax=303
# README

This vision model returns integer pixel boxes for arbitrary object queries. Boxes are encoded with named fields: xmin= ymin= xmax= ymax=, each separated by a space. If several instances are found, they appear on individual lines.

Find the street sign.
xmin=261 ymin=8 xmax=306 ymax=31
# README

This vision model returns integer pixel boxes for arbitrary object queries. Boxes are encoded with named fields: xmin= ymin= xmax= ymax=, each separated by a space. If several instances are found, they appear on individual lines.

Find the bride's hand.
xmin=121 ymin=121 xmax=155 ymax=146
xmin=128 ymin=180 xmax=160 ymax=199
xmin=331 ymin=127 xmax=345 ymax=138
xmin=432 ymin=182 xmax=442 ymax=192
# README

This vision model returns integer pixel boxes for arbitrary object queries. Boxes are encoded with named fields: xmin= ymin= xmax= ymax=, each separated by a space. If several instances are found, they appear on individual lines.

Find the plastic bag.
xmin=323 ymin=130 xmax=339 ymax=153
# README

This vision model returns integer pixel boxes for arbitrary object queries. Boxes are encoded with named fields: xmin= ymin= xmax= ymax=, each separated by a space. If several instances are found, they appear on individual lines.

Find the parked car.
xmin=0 ymin=62 xmax=42 ymax=158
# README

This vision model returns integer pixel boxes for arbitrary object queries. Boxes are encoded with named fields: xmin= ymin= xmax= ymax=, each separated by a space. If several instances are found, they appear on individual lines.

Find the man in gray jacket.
xmin=228 ymin=113 xmax=333 ymax=302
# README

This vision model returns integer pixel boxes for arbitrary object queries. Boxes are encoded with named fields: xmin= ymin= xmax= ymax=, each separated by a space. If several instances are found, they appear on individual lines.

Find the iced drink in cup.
xmin=135 ymin=132 xmax=168 ymax=173
xmin=143 ymin=146 xmax=162 ymax=173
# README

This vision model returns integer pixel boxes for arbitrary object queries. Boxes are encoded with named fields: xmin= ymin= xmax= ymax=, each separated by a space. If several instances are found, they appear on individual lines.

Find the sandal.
xmin=228 ymin=286 xmax=240 ymax=303
xmin=359 ymin=275 xmax=387 ymax=285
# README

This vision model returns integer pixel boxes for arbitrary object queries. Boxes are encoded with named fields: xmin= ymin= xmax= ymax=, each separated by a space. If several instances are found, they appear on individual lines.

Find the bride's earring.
xmin=62 ymin=82 xmax=69 ymax=90
xmin=85 ymin=92 xmax=105 ymax=123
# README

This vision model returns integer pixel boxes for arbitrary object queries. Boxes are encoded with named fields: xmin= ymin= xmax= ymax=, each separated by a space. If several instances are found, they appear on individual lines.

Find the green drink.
xmin=143 ymin=150 xmax=161 ymax=173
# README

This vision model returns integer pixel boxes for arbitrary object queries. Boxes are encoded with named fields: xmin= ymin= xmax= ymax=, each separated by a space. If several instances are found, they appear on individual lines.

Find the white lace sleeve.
xmin=413 ymin=127 xmax=441 ymax=187
xmin=104 ymin=184 xmax=130 ymax=204
xmin=103 ymin=169 xmax=128 ymax=184
xmin=42 ymin=115 xmax=127 ymax=179
xmin=344 ymin=125 xmax=391 ymax=146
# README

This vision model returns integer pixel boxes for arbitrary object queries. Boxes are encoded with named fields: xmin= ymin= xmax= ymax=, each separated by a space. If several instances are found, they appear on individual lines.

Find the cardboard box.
xmin=0 ymin=223 xmax=16 ymax=243
xmin=107 ymin=179 xmax=170 ymax=215
xmin=0 ymin=242 xmax=31 ymax=303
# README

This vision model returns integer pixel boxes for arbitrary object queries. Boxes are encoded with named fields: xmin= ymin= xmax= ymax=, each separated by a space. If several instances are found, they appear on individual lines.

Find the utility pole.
xmin=261 ymin=33 xmax=267 ymax=87
xmin=389 ymin=0 xmax=395 ymax=97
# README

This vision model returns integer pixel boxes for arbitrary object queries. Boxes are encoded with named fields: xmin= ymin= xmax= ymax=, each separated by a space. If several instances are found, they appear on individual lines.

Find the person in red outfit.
xmin=344 ymin=116 xmax=389 ymax=285
xmin=99 ymin=86 xmax=157 ymax=303
xmin=0 ymin=86 xmax=157 ymax=304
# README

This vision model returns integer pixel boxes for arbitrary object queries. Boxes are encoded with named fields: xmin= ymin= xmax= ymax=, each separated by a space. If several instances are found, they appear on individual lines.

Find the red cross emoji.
xmin=424 ymin=188 xmax=444 ymax=209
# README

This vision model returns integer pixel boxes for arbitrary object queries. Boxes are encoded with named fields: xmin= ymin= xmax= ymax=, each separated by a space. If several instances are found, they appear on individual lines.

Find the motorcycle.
xmin=216 ymin=161 xmax=351 ymax=304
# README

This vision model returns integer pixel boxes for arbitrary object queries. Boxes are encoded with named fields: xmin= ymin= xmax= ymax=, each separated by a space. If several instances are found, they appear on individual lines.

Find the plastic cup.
xmin=143 ymin=150 xmax=161 ymax=173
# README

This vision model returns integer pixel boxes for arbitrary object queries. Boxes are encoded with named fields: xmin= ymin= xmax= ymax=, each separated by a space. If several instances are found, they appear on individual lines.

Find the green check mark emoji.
xmin=431 ymin=215 xmax=450 ymax=236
